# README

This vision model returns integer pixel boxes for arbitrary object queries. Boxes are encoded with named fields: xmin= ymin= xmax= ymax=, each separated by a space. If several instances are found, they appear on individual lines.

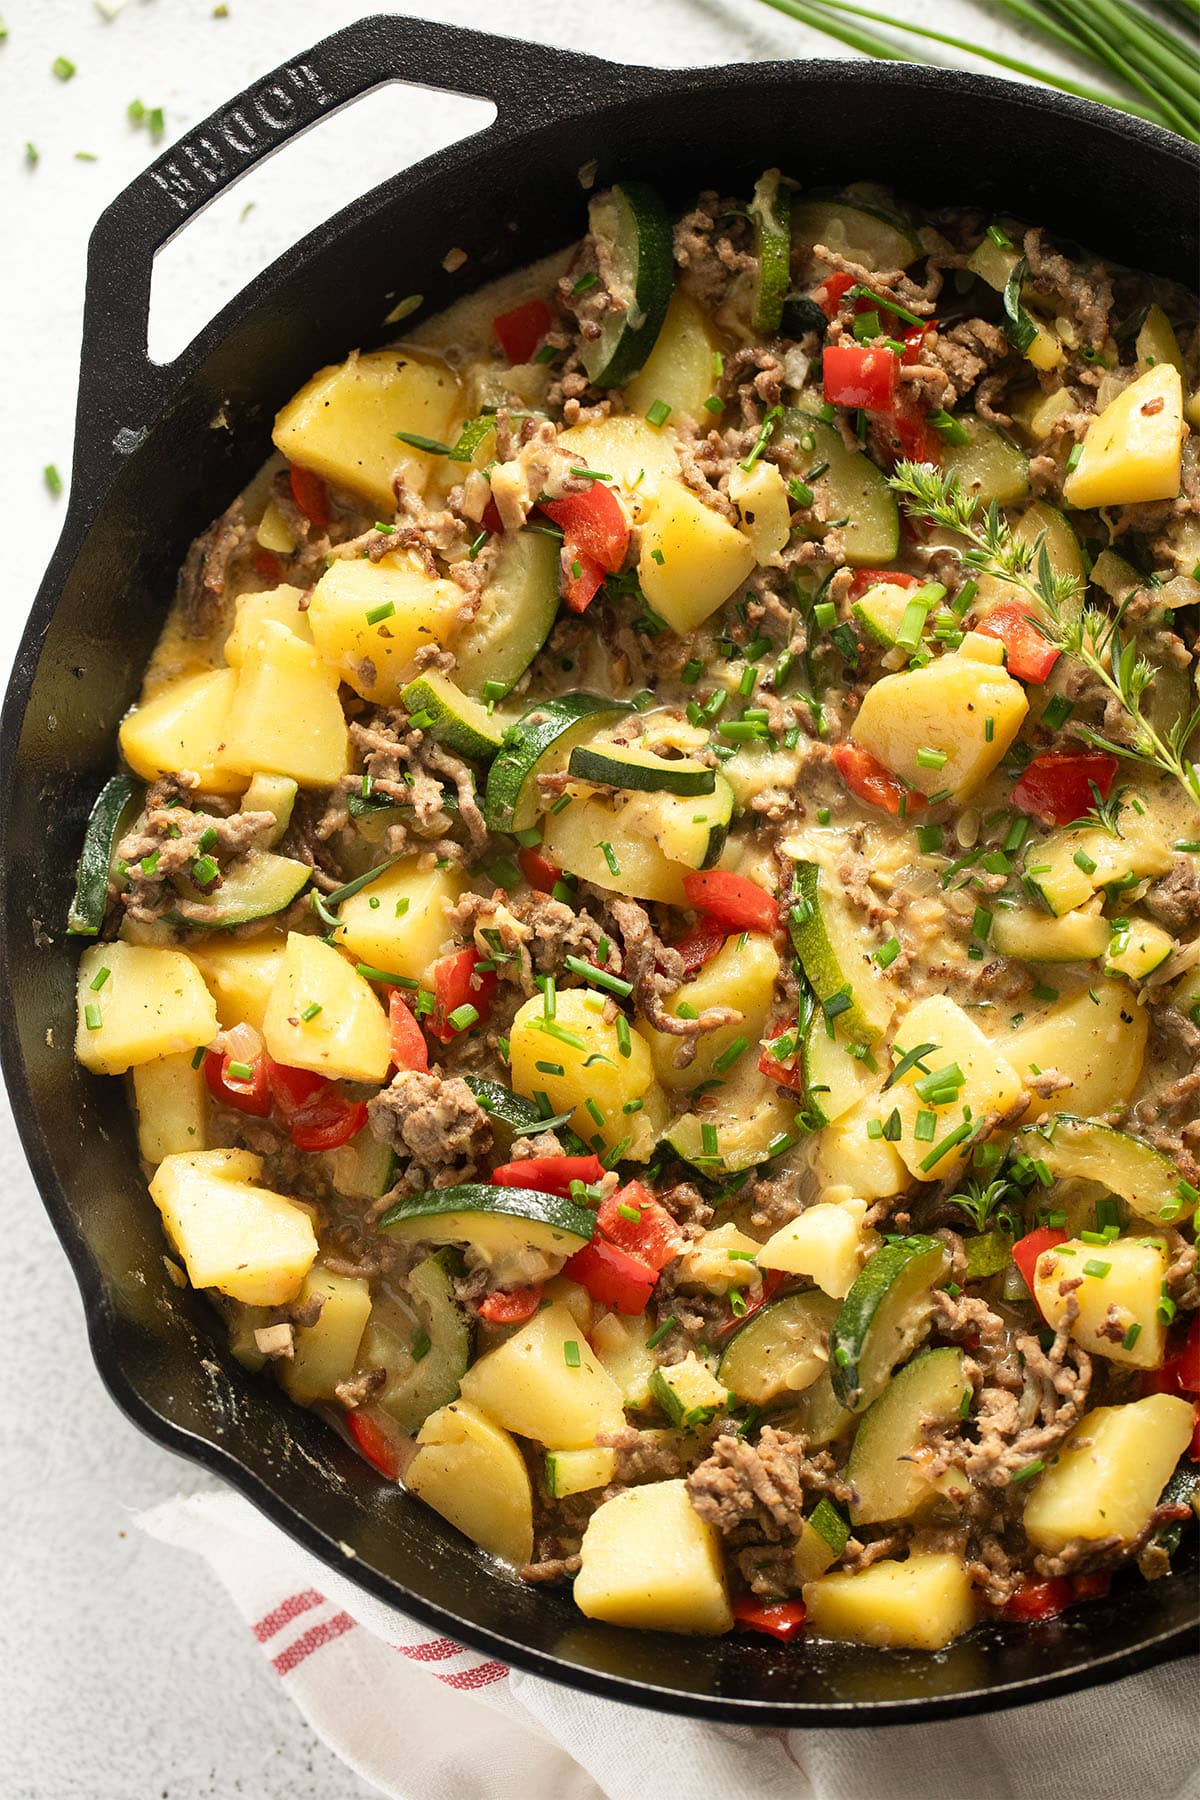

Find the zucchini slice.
xmin=850 ymin=579 xmax=919 ymax=650
xmin=846 ymin=1347 xmax=969 ymax=1525
xmin=484 ymin=692 xmax=632 ymax=835
xmin=167 ymin=849 xmax=311 ymax=930
xmin=649 ymin=1352 xmax=730 ymax=1430
xmin=462 ymin=1076 xmax=587 ymax=1155
xmin=782 ymin=410 xmax=899 ymax=566
xmin=775 ymin=1370 xmax=857 ymax=1448
xmin=1104 ymin=918 xmax=1174 ymax=981
xmin=829 ymin=1235 xmax=949 ymax=1412
xmin=581 ymin=182 xmax=675 ymax=389
xmin=990 ymin=905 xmax=1109 ymax=964
xmin=380 ymin=1182 xmax=595 ymax=1260
xmin=240 ymin=773 xmax=297 ymax=847
xmin=802 ymin=1006 xmax=878 ymax=1128
xmin=540 ymin=775 xmax=734 ymax=903
xmin=792 ymin=198 xmax=921 ymax=272
xmin=400 ymin=671 xmax=510 ymax=761
xmin=365 ymin=1250 xmax=473 ymax=1433
xmin=1024 ymin=808 xmax=1173 ymax=917
xmin=451 ymin=529 xmax=561 ymax=700
xmin=750 ymin=169 xmax=794 ymax=333
xmin=717 ymin=1291 xmax=840 ymax=1407
xmin=788 ymin=859 xmax=894 ymax=1046
xmin=938 ymin=414 xmax=1030 ymax=507
xmin=566 ymin=743 xmax=716 ymax=798
xmin=68 ymin=773 xmax=140 ymax=935
xmin=665 ymin=1066 xmax=797 ymax=1175
xmin=328 ymin=1128 xmax=397 ymax=1201
xmin=1021 ymin=1116 xmax=1197 ymax=1226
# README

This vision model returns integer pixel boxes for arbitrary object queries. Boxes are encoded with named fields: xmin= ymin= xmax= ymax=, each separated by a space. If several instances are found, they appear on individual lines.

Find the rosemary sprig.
xmin=888 ymin=460 xmax=1200 ymax=811
xmin=946 ymin=1175 xmax=1024 ymax=1235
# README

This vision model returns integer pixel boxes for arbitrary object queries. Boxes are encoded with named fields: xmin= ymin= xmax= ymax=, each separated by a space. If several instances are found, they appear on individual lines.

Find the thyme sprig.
xmin=889 ymin=460 xmax=1200 ymax=811
xmin=945 ymin=1175 xmax=1024 ymax=1235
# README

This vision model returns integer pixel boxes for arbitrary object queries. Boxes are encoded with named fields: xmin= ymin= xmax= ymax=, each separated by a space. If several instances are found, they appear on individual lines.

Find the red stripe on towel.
xmin=437 ymin=1659 xmax=509 ymax=1690
xmin=253 ymin=1589 xmax=325 ymax=1643
xmin=395 ymin=1637 xmax=464 ymax=1663
xmin=271 ymin=1610 xmax=355 ymax=1675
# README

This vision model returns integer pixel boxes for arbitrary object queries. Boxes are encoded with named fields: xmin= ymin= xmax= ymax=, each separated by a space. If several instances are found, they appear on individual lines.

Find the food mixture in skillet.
xmin=71 ymin=175 xmax=1200 ymax=1650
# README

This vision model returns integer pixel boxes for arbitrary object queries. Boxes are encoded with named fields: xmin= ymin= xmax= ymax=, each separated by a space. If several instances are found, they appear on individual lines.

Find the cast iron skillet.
xmin=2 ymin=12 xmax=1197 ymax=1725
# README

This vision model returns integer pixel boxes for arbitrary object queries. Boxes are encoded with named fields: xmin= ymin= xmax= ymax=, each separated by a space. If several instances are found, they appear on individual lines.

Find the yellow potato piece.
xmin=223 ymin=620 xmax=350 ymax=788
xmin=637 ymin=478 xmax=756 ymax=632
xmin=803 ymin=1553 xmax=976 ymax=1651
xmin=262 ymin=933 xmax=391 ymax=1082
xmin=76 ymin=941 xmax=218 ymax=1074
xmin=273 ymin=347 xmax=463 ymax=515
xmin=729 ymin=460 xmax=791 ymax=562
xmin=757 ymin=1198 xmax=876 ymax=1299
xmin=1063 ymin=363 xmax=1184 ymax=509
xmin=814 ymin=1098 xmax=910 ymax=1201
xmin=333 ymin=857 xmax=467 ymax=984
xmin=1034 ymin=1236 xmax=1167 ymax=1370
xmin=307 ymin=554 xmax=465 ymax=705
xmin=851 ymin=635 xmax=1028 ymax=802
xmin=406 ymin=1400 xmax=534 ymax=1567
xmin=223 ymin=585 xmax=313 ymax=666
xmin=556 ymin=414 xmax=679 ymax=517
xmin=119 ymin=667 xmax=244 ymax=795
xmin=574 ymin=1479 xmax=733 ymax=1635
xmin=132 ymin=1051 xmax=208 ymax=1163
xmin=1006 ymin=977 xmax=1147 ymax=1121
xmin=149 ymin=1148 xmax=318 ymax=1306
xmin=1023 ymin=1394 xmax=1195 ymax=1554
xmin=624 ymin=289 xmax=722 ymax=427
xmin=188 ymin=933 xmax=288 ymax=1032
xmin=640 ymin=931 xmax=778 ymax=1092
xmin=458 ymin=1301 xmax=625 ymax=1450
xmin=280 ymin=1268 xmax=372 ymax=1404
xmin=889 ymin=994 xmax=1023 ymax=1181
xmin=509 ymin=986 xmax=665 ymax=1157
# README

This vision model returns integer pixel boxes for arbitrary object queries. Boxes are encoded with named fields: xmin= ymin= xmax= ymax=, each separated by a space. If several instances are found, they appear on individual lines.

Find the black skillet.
xmin=2 ymin=12 xmax=1197 ymax=1725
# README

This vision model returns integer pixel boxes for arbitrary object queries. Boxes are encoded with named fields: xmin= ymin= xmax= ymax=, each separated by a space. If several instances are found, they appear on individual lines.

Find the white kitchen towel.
xmin=141 ymin=1490 xmax=1199 ymax=1800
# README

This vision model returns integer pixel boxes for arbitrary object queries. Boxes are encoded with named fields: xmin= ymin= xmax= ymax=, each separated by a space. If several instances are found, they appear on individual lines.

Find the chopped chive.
xmin=874 ymin=937 xmax=901 ymax=969
xmin=356 ymin=962 xmax=416 ymax=988
xmin=1122 ymin=1322 xmax=1142 ymax=1350
xmin=531 ymin=1017 xmax=586 ymax=1051
xmin=89 ymin=965 xmax=111 ymax=991
xmin=563 ymin=1339 xmax=581 ymax=1368
xmin=1011 ymin=1458 xmax=1044 ymax=1485
xmin=598 ymin=840 xmax=620 ymax=876
xmin=646 ymin=399 xmax=671 ymax=428
xmin=646 ymin=1316 xmax=677 ymax=1348
xmin=52 ymin=55 xmax=76 ymax=80
xmin=1073 ymin=848 xmax=1098 ymax=875
xmin=919 ymin=1119 xmax=974 ymax=1171
xmin=713 ymin=1035 xmax=750 ymax=1075
xmin=1082 ymin=1259 xmax=1111 ymax=1278
xmin=44 ymin=464 xmax=63 ymax=497
xmin=365 ymin=600 xmax=395 ymax=625
xmin=928 ymin=408 xmax=971 ymax=446
xmin=394 ymin=430 xmax=452 ymax=454
xmin=616 ymin=1014 xmax=632 ymax=1059
xmin=585 ymin=1098 xmax=605 ymax=1128
xmin=1031 ymin=982 xmax=1059 ymax=1004
xmin=914 ymin=1110 xmax=937 ymax=1142
xmin=226 ymin=1061 xmax=254 ymax=1082
xmin=984 ymin=716 xmax=995 ymax=743
xmin=884 ymin=1041 xmax=939 ymax=1089
xmin=915 ymin=745 xmax=948 ymax=770
xmin=563 ymin=953 xmax=633 ymax=998
xmin=703 ymin=395 xmax=723 ymax=414
xmin=916 ymin=825 xmax=943 ymax=855
xmin=1042 ymin=694 xmax=1073 ymax=731
xmin=83 ymin=1003 xmax=103 ymax=1031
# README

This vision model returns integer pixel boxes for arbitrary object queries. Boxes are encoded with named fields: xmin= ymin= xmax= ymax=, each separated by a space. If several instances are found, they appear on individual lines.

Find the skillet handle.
xmin=73 ymin=15 xmax=610 ymax=490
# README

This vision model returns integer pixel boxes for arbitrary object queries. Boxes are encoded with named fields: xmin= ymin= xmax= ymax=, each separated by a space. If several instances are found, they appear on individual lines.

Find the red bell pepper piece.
xmin=386 ymin=989 xmax=429 ymax=1073
xmin=900 ymin=322 xmax=932 ymax=366
xmin=518 ymin=846 xmax=562 ymax=893
xmin=1012 ymin=1226 xmax=1069 ymax=1317
xmin=426 ymin=947 xmax=498 ymax=1044
xmin=731 ymin=1596 xmax=808 ymax=1640
xmin=813 ymin=272 xmax=856 ymax=319
xmin=266 ymin=1060 xmax=366 ymax=1152
xmin=1069 ymin=1571 xmax=1112 ymax=1604
xmin=847 ymin=569 xmax=920 ymax=604
xmin=1000 ymin=1578 xmax=1072 ymax=1622
xmin=976 ymin=602 xmax=1060 ymax=684
xmin=288 ymin=465 xmax=330 ymax=529
xmin=560 ymin=547 xmax=607 ymax=614
xmin=681 ymin=870 xmax=780 ymax=934
xmin=890 ymin=390 xmax=940 ymax=463
xmin=832 ymin=742 xmax=925 ymax=816
xmin=596 ymin=1181 xmax=683 ymax=1272
xmin=346 ymin=1407 xmax=405 ymax=1480
xmin=492 ymin=1153 xmax=605 ymax=1195
xmin=1011 ymin=749 xmax=1119 ymax=828
xmin=822 ymin=344 xmax=899 ymax=411
xmin=1178 ymin=1313 xmax=1200 ymax=1393
xmin=540 ymin=483 xmax=629 ymax=574
xmin=714 ymin=1268 xmax=785 ymax=1340
xmin=476 ymin=1283 xmax=545 ymax=1325
xmin=251 ymin=547 xmax=283 ymax=582
xmin=204 ymin=1048 xmax=272 ymax=1117
xmin=759 ymin=1023 xmax=805 ymax=1094
xmin=674 ymin=916 xmax=728 ymax=977
xmin=564 ymin=1237 xmax=657 ymax=1316
xmin=492 ymin=297 xmax=554 ymax=365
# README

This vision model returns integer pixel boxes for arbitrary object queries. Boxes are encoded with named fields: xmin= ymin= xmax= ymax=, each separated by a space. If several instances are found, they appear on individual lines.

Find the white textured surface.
xmin=0 ymin=3 xmax=1135 ymax=1798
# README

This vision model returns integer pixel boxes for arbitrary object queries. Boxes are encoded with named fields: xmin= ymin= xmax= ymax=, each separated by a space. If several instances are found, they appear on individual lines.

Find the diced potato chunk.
xmin=624 ymin=290 xmax=722 ymax=427
xmin=1023 ymin=1394 xmax=1195 ymax=1553
xmin=729 ymin=460 xmax=791 ymax=562
xmin=757 ymin=1198 xmax=877 ymax=1299
xmin=574 ymin=1479 xmax=733 ymax=1635
xmin=640 ymin=931 xmax=778 ymax=1092
xmin=1033 ymin=1236 xmax=1168 ymax=1370
xmin=888 ymin=995 xmax=1023 ymax=1180
xmin=406 ymin=1399 xmax=534 ymax=1566
xmin=814 ymin=1098 xmax=910 ymax=1200
xmin=149 ymin=1148 xmax=318 ymax=1305
xmin=223 ymin=585 xmax=312 ymax=665
xmin=1007 ymin=978 xmax=1147 ymax=1121
xmin=255 ymin=499 xmax=296 ymax=554
xmin=262 ymin=933 xmax=390 ymax=1082
xmin=223 ymin=621 xmax=350 ymax=788
xmin=76 ymin=941 xmax=218 ymax=1074
xmin=133 ymin=1051 xmax=208 ymax=1162
xmin=556 ymin=415 xmax=679 ymax=517
xmin=119 ymin=667 xmax=244 ymax=795
xmin=637 ymin=479 xmax=756 ymax=633
xmin=546 ymin=1445 xmax=617 ymax=1498
xmin=803 ymin=1554 xmax=976 ymax=1651
xmin=273 ymin=347 xmax=463 ymax=514
xmin=510 ymin=987 xmax=665 ymax=1159
xmin=188 ymin=933 xmax=287 ymax=1032
xmin=333 ymin=857 xmax=467 ymax=984
xmin=851 ymin=636 xmax=1028 ymax=801
xmin=674 ymin=1223 xmax=764 ymax=1294
xmin=458 ymin=1301 xmax=625 ymax=1449
xmin=280 ymin=1268 xmax=372 ymax=1404
xmin=1063 ymin=364 xmax=1184 ymax=509
xmin=307 ymin=554 xmax=465 ymax=705
xmin=591 ymin=1310 xmax=657 ymax=1409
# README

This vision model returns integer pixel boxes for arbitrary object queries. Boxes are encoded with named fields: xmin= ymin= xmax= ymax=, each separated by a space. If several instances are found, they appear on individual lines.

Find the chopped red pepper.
xmin=975 ymin=602 xmax=1061 ymax=684
xmin=822 ymin=344 xmax=899 ymax=411
xmin=1011 ymin=749 xmax=1119 ymax=827
xmin=492 ymin=297 xmax=554 ymax=365
xmin=714 ymin=1268 xmax=785 ymax=1339
xmin=889 ymin=389 xmax=941 ymax=463
xmin=560 ymin=546 xmax=607 ymax=614
xmin=832 ymin=742 xmax=925 ymax=816
xmin=288 ymin=465 xmax=330 ymax=529
xmin=846 ymin=568 xmax=920 ymax=604
xmin=758 ymin=1022 xmax=804 ymax=1094
xmin=813 ymin=272 xmax=856 ymax=319
xmin=596 ymin=1181 xmax=683 ymax=1272
xmin=1000 ymin=1578 xmax=1072 ymax=1622
xmin=266 ymin=1060 xmax=366 ymax=1152
xmin=492 ymin=1153 xmax=605 ymax=1195
xmin=204 ymin=1048 xmax=272 ymax=1117
xmin=1012 ymin=1226 xmax=1069 ymax=1317
xmin=540 ymin=483 xmax=629 ymax=574
xmin=731 ymin=1596 xmax=808 ymax=1640
xmin=899 ymin=322 xmax=932 ymax=366
xmin=564 ymin=1237 xmax=657 ymax=1316
xmin=346 ymin=1407 xmax=404 ymax=1480
xmin=674 ymin=915 xmax=728 ymax=977
xmin=387 ymin=989 xmax=429 ymax=1073
xmin=251 ymin=547 xmax=284 ymax=582
xmin=427 ymin=947 xmax=497 ymax=1044
xmin=477 ymin=1283 xmax=545 ymax=1325
xmin=681 ymin=870 xmax=780 ymax=934
xmin=1178 ymin=1313 xmax=1200 ymax=1393
xmin=518 ymin=846 xmax=563 ymax=893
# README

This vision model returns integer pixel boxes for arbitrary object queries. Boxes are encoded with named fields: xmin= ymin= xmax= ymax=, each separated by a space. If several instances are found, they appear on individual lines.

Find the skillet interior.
xmin=2 ymin=15 xmax=1197 ymax=1722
